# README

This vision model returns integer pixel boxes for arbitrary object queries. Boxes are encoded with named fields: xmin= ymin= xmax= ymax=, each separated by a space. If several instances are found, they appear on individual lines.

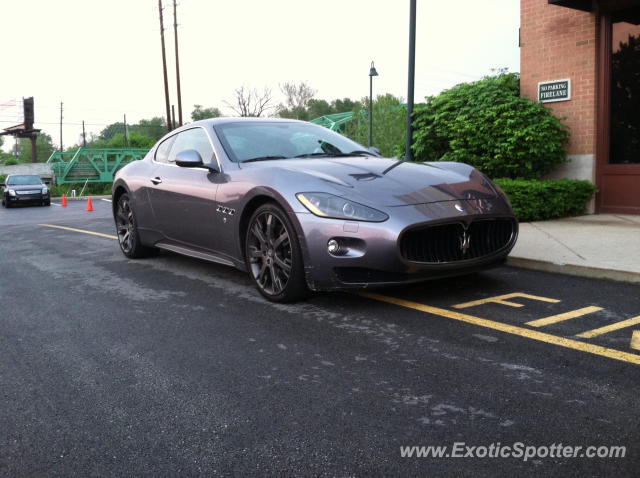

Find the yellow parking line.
xmin=577 ymin=315 xmax=640 ymax=339
xmin=631 ymin=331 xmax=640 ymax=351
xmin=358 ymin=292 xmax=640 ymax=366
xmin=453 ymin=292 xmax=561 ymax=309
xmin=39 ymin=224 xmax=117 ymax=240
xmin=526 ymin=306 xmax=603 ymax=328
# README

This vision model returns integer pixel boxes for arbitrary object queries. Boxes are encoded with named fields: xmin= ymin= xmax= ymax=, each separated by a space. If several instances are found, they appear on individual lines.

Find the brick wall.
xmin=520 ymin=0 xmax=597 ymax=156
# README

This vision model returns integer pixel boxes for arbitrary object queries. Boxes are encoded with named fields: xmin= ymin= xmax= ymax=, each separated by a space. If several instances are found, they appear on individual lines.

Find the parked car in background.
xmin=112 ymin=118 xmax=518 ymax=302
xmin=1 ymin=174 xmax=50 ymax=208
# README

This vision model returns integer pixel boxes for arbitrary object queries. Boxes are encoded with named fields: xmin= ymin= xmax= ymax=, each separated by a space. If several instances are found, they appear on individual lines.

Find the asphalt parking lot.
xmin=1 ymin=200 xmax=639 ymax=476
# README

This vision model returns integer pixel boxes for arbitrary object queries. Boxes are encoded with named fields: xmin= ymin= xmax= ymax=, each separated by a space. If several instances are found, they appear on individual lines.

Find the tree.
xmin=135 ymin=117 xmax=167 ymax=141
xmin=277 ymin=95 xmax=358 ymax=121
xmin=15 ymin=132 xmax=55 ymax=163
xmin=277 ymin=81 xmax=316 ymax=119
xmin=412 ymin=72 xmax=569 ymax=179
xmin=191 ymin=104 xmax=222 ymax=121
xmin=225 ymin=86 xmax=275 ymax=117
xmin=331 ymin=98 xmax=357 ymax=114
xmin=97 ymin=117 xmax=167 ymax=144
xmin=344 ymin=94 xmax=406 ymax=158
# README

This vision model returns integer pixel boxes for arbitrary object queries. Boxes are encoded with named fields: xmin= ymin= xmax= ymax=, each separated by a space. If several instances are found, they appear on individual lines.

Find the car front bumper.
xmin=293 ymin=198 xmax=518 ymax=291
xmin=6 ymin=192 xmax=50 ymax=204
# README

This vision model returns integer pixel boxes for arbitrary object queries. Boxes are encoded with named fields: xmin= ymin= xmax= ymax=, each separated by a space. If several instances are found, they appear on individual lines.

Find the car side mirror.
xmin=0 ymin=183 xmax=5 ymax=187
xmin=175 ymin=149 xmax=219 ymax=173
xmin=175 ymin=149 xmax=204 ymax=167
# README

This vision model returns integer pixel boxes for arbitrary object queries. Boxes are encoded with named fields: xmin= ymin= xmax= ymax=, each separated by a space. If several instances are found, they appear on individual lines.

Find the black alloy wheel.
xmin=115 ymin=193 xmax=155 ymax=258
xmin=246 ymin=203 xmax=308 ymax=302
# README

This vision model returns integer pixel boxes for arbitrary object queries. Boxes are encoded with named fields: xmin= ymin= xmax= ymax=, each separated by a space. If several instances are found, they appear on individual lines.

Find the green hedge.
xmin=495 ymin=178 xmax=597 ymax=222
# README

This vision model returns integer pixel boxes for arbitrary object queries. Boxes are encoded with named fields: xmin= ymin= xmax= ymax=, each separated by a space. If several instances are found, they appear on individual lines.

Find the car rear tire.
xmin=115 ymin=193 xmax=156 ymax=258
xmin=245 ymin=203 xmax=309 ymax=302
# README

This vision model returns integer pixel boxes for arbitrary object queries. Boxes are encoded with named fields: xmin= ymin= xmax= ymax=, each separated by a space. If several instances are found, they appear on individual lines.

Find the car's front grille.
xmin=400 ymin=218 xmax=516 ymax=263
xmin=16 ymin=190 xmax=42 ymax=195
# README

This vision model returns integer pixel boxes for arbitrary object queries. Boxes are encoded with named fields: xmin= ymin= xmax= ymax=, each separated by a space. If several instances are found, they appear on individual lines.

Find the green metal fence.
xmin=47 ymin=148 xmax=149 ymax=184
xmin=310 ymin=112 xmax=354 ymax=131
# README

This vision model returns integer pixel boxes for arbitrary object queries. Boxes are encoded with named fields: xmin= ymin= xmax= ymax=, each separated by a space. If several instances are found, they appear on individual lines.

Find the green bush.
xmin=5 ymin=158 xmax=18 ymax=166
xmin=495 ymin=178 xmax=597 ymax=222
xmin=50 ymin=182 xmax=112 ymax=197
xmin=412 ymin=72 xmax=569 ymax=179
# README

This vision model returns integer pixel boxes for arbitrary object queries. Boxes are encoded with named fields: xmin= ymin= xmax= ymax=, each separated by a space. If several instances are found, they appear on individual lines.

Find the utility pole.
xmin=59 ymin=102 xmax=64 ymax=152
xmin=405 ymin=0 xmax=417 ymax=161
xmin=82 ymin=120 xmax=87 ymax=147
xmin=158 ymin=0 xmax=172 ymax=131
xmin=173 ymin=0 xmax=183 ymax=127
xmin=124 ymin=114 xmax=129 ymax=147
xmin=171 ymin=105 xmax=176 ymax=131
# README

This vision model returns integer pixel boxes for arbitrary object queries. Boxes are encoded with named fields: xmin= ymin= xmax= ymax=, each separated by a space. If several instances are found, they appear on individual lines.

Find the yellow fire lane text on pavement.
xmin=359 ymin=292 xmax=640 ymax=366
xmin=453 ymin=292 xmax=561 ymax=309
xmin=577 ymin=315 xmax=640 ymax=339
xmin=526 ymin=306 xmax=604 ymax=328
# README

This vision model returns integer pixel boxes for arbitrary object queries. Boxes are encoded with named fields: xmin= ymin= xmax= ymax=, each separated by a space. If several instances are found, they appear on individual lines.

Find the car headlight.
xmin=8 ymin=189 xmax=16 ymax=197
xmin=296 ymin=192 xmax=388 ymax=222
xmin=42 ymin=186 xmax=49 ymax=194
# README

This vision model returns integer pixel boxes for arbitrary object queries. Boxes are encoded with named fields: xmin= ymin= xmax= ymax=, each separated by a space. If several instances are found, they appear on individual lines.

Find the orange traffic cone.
xmin=86 ymin=196 xmax=94 ymax=212
xmin=61 ymin=193 xmax=68 ymax=207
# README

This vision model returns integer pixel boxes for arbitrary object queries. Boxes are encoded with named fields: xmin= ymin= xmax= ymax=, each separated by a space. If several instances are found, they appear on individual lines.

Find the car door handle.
xmin=150 ymin=177 xmax=163 ymax=185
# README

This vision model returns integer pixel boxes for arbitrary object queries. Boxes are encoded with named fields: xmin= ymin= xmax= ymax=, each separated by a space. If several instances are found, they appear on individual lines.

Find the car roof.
xmin=190 ymin=117 xmax=307 ymax=128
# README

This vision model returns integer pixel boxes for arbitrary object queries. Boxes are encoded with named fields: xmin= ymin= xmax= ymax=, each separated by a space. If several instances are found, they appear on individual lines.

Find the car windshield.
xmin=214 ymin=121 xmax=375 ymax=163
xmin=7 ymin=175 xmax=43 ymax=186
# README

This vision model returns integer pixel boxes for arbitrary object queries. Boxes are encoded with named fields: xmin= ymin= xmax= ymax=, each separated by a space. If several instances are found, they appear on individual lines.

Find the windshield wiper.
xmin=242 ymin=155 xmax=287 ymax=163
xmin=293 ymin=150 xmax=375 ymax=159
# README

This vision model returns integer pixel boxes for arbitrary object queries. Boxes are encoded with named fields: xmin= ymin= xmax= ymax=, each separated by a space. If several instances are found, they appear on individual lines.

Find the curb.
xmin=51 ymin=195 xmax=111 ymax=201
xmin=507 ymin=256 xmax=640 ymax=285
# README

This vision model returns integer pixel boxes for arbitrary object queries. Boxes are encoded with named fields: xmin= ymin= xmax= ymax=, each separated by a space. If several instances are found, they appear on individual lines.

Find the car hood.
xmin=266 ymin=157 xmax=498 ymax=207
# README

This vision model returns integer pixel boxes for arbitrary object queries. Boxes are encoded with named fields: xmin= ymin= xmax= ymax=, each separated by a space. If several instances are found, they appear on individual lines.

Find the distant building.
xmin=520 ymin=0 xmax=640 ymax=213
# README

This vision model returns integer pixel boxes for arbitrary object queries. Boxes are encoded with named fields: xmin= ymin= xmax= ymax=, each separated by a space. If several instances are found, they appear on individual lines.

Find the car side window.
xmin=168 ymin=128 xmax=215 ymax=164
xmin=155 ymin=135 xmax=176 ymax=164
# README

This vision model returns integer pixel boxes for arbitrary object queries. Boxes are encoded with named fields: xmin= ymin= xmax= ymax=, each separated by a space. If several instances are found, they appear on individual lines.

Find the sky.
xmin=0 ymin=0 xmax=520 ymax=152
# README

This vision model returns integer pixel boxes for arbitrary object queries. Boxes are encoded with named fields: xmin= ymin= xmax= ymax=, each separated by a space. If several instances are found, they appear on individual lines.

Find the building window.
xmin=610 ymin=21 xmax=640 ymax=164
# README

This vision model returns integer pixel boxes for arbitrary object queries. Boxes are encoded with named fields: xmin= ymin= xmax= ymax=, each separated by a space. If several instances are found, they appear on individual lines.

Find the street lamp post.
xmin=368 ymin=61 xmax=379 ymax=147
xmin=405 ymin=0 xmax=417 ymax=161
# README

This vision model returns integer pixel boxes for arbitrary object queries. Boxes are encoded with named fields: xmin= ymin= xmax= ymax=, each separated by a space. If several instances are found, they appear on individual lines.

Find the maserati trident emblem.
xmin=454 ymin=203 xmax=465 ymax=212
xmin=459 ymin=230 xmax=471 ymax=254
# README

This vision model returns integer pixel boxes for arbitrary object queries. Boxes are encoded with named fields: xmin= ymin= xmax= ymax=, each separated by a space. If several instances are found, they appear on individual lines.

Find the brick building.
xmin=520 ymin=0 xmax=640 ymax=213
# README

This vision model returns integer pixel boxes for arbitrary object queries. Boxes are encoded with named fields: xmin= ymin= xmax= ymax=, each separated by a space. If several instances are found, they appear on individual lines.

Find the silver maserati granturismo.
xmin=112 ymin=118 xmax=518 ymax=302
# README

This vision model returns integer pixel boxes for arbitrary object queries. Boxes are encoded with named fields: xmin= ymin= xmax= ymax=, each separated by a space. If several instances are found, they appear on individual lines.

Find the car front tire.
xmin=245 ymin=203 xmax=309 ymax=302
xmin=115 ymin=193 xmax=156 ymax=258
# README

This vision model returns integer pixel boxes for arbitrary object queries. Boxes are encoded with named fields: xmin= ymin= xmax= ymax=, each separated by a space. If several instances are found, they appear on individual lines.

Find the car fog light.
xmin=327 ymin=239 xmax=340 ymax=254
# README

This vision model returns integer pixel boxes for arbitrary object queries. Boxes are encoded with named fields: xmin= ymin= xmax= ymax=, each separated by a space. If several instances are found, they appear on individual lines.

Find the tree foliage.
xmin=412 ymin=72 xmax=569 ymax=179
xmin=14 ymin=132 xmax=55 ymax=163
xmin=97 ymin=117 xmax=166 ymax=143
xmin=92 ymin=132 xmax=156 ymax=149
xmin=278 ymin=96 xmax=358 ymax=121
xmin=191 ymin=104 xmax=222 ymax=121
xmin=344 ymin=94 xmax=406 ymax=157
xmin=277 ymin=81 xmax=316 ymax=119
